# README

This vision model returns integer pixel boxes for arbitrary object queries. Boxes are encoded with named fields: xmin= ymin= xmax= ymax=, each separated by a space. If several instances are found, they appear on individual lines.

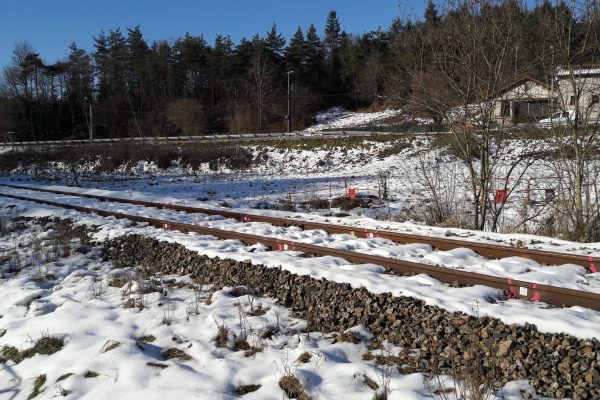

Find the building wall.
xmin=556 ymin=76 xmax=600 ymax=123
xmin=491 ymin=80 xmax=554 ymax=125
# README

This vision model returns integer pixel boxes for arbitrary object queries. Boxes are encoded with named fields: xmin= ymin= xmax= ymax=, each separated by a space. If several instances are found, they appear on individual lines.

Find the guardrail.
xmin=0 ymin=130 xmax=430 ymax=147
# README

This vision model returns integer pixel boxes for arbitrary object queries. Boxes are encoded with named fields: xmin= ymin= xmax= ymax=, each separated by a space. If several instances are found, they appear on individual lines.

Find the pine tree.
xmin=265 ymin=23 xmax=285 ymax=61
xmin=125 ymin=26 xmax=149 ymax=109
xmin=285 ymin=26 xmax=306 ymax=73
xmin=173 ymin=33 xmax=210 ymax=98
xmin=424 ymin=0 xmax=440 ymax=27
xmin=323 ymin=10 xmax=342 ymax=89
xmin=389 ymin=18 xmax=403 ymax=37
xmin=66 ymin=42 xmax=93 ymax=135
xmin=304 ymin=24 xmax=324 ymax=90
xmin=324 ymin=10 xmax=341 ymax=59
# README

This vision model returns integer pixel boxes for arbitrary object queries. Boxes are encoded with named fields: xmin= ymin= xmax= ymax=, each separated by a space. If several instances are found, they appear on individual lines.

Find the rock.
xmin=101 ymin=235 xmax=600 ymax=399
xmin=497 ymin=339 xmax=513 ymax=358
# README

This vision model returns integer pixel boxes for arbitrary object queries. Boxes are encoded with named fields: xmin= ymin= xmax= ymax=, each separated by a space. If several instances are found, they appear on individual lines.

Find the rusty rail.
xmin=1 ymin=190 xmax=599 ymax=311
xmin=1 ymin=183 xmax=598 ymax=272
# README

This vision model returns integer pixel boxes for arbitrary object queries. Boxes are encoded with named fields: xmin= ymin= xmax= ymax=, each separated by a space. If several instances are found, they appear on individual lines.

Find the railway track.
xmin=1 ymin=189 xmax=600 ymax=311
xmin=1 ymin=183 xmax=598 ymax=272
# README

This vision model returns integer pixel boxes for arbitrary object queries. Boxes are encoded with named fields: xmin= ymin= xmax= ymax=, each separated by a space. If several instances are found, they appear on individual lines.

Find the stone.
xmin=497 ymin=339 xmax=513 ymax=358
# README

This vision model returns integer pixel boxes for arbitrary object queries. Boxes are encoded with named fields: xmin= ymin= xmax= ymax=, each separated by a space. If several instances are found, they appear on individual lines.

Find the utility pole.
xmin=86 ymin=96 xmax=93 ymax=141
xmin=89 ymin=101 xmax=93 ymax=141
xmin=287 ymin=70 xmax=294 ymax=133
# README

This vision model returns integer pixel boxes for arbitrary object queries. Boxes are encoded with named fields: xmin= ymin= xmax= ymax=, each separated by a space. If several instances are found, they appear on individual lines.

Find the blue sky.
xmin=0 ymin=0 xmax=413 ymax=68
xmin=0 ymin=1 xmax=537 ymax=69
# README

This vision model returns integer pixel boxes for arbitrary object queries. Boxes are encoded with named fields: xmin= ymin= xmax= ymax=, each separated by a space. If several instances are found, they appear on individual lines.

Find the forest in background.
xmin=0 ymin=0 xmax=598 ymax=140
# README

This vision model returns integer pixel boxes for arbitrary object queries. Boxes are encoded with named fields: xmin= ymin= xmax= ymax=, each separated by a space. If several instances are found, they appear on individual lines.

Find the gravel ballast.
xmin=103 ymin=235 xmax=600 ymax=399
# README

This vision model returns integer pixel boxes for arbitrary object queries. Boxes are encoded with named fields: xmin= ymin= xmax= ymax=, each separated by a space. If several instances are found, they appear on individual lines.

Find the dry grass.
xmin=138 ymin=335 xmax=156 ymax=343
xmin=108 ymin=276 xmax=128 ymax=288
xmin=279 ymin=374 xmax=310 ymax=400
xmin=243 ymin=346 xmax=264 ymax=358
xmin=27 ymin=374 xmax=46 ymax=400
xmin=297 ymin=351 xmax=312 ymax=364
xmin=335 ymin=331 xmax=360 ymax=344
xmin=1 ymin=334 xmax=64 ymax=364
xmin=161 ymin=348 xmax=192 ymax=361
xmin=100 ymin=340 xmax=120 ymax=353
xmin=360 ymin=374 xmax=379 ymax=391
xmin=147 ymin=362 xmax=169 ymax=369
xmin=215 ymin=324 xmax=229 ymax=348
xmin=235 ymin=383 xmax=262 ymax=396
xmin=362 ymin=352 xmax=375 ymax=361
xmin=55 ymin=373 xmax=73 ymax=382
xmin=232 ymin=338 xmax=250 ymax=351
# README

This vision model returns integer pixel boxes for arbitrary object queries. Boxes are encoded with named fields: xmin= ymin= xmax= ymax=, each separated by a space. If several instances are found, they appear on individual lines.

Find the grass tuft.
xmin=215 ymin=324 xmax=229 ymax=348
xmin=161 ymin=348 xmax=192 ymax=361
xmin=108 ymin=276 xmax=128 ymax=288
xmin=297 ymin=351 xmax=312 ymax=364
xmin=138 ymin=335 xmax=156 ymax=343
xmin=100 ymin=340 xmax=120 ymax=353
xmin=244 ymin=346 xmax=264 ymax=358
xmin=1 ymin=334 xmax=64 ymax=364
xmin=27 ymin=335 xmax=64 ymax=357
xmin=27 ymin=374 xmax=46 ymax=400
xmin=55 ymin=373 xmax=74 ymax=382
xmin=335 ymin=331 xmax=360 ymax=344
xmin=235 ymin=383 xmax=262 ymax=396
xmin=1 ymin=346 xmax=20 ymax=363
xmin=147 ymin=362 xmax=169 ymax=369
xmin=279 ymin=374 xmax=310 ymax=400
xmin=84 ymin=371 xmax=99 ymax=378
xmin=361 ymin=374 xmax=379 ymax=391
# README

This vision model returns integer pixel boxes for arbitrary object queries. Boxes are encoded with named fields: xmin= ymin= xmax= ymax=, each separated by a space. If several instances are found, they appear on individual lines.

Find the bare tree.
xmin=248 ymin=53 xmax=276 ymax=131
xmin=540 ymin=0 xmax=600 ymax=241
xmin=401 ymin=0 xmax=535 ymax=230
xmin=166 ymin=98 xmax=205 ymax=135
xmin=354 ymin=52 xmax=384 ymax=104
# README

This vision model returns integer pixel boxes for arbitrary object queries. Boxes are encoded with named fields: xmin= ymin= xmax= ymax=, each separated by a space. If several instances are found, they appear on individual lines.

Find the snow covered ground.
xmin=0 ymin=200 xmax=541 ymax=399
xmin=1 ymin=187 xmax=599 ymax=341
xmin=1 ymin=185 xmax=598 ymax=296
xmin=2 ymin=134 xmax=600 ymax=398
xmin=304 ymin=107 xmax=412 ymax=132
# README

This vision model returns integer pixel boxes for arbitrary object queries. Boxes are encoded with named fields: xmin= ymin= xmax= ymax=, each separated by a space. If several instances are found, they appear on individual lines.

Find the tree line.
xmin=0 ymin=1 xmax=598 ymax=140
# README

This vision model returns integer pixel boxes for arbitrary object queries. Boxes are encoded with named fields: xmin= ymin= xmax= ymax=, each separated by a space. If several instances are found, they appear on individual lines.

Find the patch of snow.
xmin=305 ymin=107 xmax=407 ymax=132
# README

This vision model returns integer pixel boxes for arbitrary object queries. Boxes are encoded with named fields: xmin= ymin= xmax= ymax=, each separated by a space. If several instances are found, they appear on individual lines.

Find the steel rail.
xmin=1 ymin=183 xmax=598 ymax=272
xmin=1 ymin=191 xmax=599 ymax=311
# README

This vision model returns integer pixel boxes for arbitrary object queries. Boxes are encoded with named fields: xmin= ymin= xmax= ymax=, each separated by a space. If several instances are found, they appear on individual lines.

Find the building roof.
xmin=556 ymin=64 xmax=600 ymax=77
xmin=489 ymin=76 xmax=553 ymax=100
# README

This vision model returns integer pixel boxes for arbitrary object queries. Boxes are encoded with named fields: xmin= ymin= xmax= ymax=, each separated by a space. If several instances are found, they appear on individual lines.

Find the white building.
xmin=491 ymin=76 xmax=555 ymax=125
xmin=555 ymin=65 xmax=600 ymax=124
xmin=490 ymin=67 xmax=600 ymax=126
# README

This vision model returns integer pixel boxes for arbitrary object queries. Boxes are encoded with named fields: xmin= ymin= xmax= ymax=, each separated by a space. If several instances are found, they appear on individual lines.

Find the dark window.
xmin=592 ymin=95 xmax=599 ymax=105
xmin=501 ymin=101 xmax=511 ymax=117
xmin=570 ymin=96 xmax=576 ymax=106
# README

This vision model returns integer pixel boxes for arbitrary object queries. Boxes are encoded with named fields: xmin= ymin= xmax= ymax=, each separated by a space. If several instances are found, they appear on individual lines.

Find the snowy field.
xmin=1 ymin=125 xmax=600 ymax=398
xmin=0 ymin=198 xmax=543 ymax=399
xmin=304 ymin=107 xmax=409 ymax=132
